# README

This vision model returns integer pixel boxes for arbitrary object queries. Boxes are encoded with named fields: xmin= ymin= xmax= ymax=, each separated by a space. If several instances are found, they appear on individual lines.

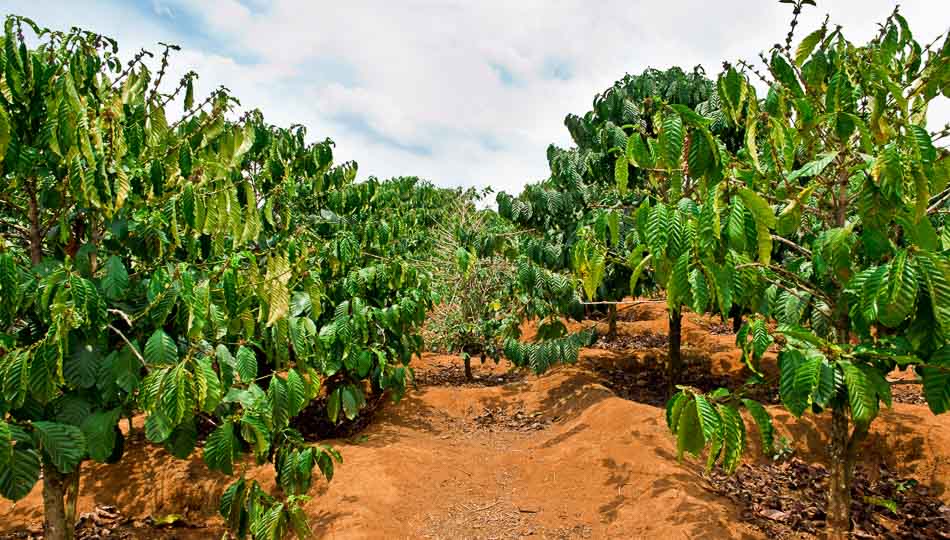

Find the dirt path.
xmin=2 ymin=303 xmax=948 ymax=539
xmin=303 ymin=355 xmax=758 ymax=539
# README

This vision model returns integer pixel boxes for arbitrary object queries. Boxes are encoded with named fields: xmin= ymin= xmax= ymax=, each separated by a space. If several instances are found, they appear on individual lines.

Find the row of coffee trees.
xmin=500 ymin=1 xmax=950 ymax=537
xmin=0 ymin=16 xmax=439 ymax=540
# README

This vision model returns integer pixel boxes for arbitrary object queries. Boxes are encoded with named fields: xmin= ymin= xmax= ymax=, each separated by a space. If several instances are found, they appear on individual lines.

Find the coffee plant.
xmin=422 ymin=189 xmax=520 ymax=379
xmin=661 ymin=2 xmax=950 ymax=537
xmin=499 ymin=66 xmax=727 ymax=379
xmin=424 ymin=187 xmax=593 ymax=377
xmin=3 ymin=3 xmax=949 ymax=540
xmin=0 ymin=16 xmax=429 ymax=540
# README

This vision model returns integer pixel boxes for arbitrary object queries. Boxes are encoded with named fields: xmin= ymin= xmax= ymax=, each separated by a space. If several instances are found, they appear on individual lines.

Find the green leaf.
xmin=629 ymin=252 xmax=652 ymax=295
xmin=779 ymin=349 xmax=815 ymax=417
xmin=235 ymin=346 xmax=258 ymax=383
xmin=615 ymin=154 xmax=629 ymax=196
xmin=250 ymin=503 xmax=287 ymax=540
xmin=165 ymin=419 xmax=198 ymax=459
xmin=316 ymin=445 xmax=342 ymax=482
xmin=689 ymin=268 xmax=709 ymax=314
xmin=112 ymin=344 xmax=142 ymax=392
xmin=196 ymin=356 xmax=223 ymax=413
xmin=878 ymin=250 xmax=917 ymax=328
xmin=741 ymin=399 xmax=773 ymax=455
xmin=921 ymin=346 xmax=950 ymax=414
xmin=787 ymin=151 xmax=838 ymax=182
xmin=341 ymin=385 xmax=360 ymax=421
xmin=327 ymin=387 xmax=341 ymax=423
xmin=841 ymin=362 xmax=879 ymax=425
xmin=204 ymin=421 xmax=239 ymax=475
xmin=289 ymin=505 xmax=311 ymax=539
xmin=145 ymin=329 xmax=177 ymax=366
xmin=771 ymin=51 xmax=803 ymax=97
xmin=795 ymin=27 xmax=827 ymax=66
xmin=666 ymin=392 xmax=686 ymax=431
xmin=719 ymin=68 xmax=747 ymax=125
xmin=626 ymin=133 xmax=653 ymax=169
xmin=32 ymin=421 xmax=86 ymax=473
xmin=268 ymin=375 xmax=290 ymax=428
xmin=29 ymin=344 xmax=60 ymax=405
xmin=0 ymin=446 xmax=40 ymax=501
xmin=179 ymin=145 xmax=193 ymax=178
xmin=670 ymin=104 xmax=711 ymax=127
xmin=737 ymin=188 xmax=775 ymax=264
xmin=717 ymin=404 xmax=745 ymax=473
xmin=676 ymin=398 xmax=705 ymax=459
xmin=65 ymin=343 xmax=101 ymax=389
xmin=694 ymin=394 xmax=722 ymax=443
xmin=667 ymin=252 xmax=691 ymax=311
xmin=80 ymin=410 xmax=120 ymax=462
xmin=916 ymin=252 xmax=950 ymax=335
xmin=144 ymin=411 xmax=174 ymax=443
xmin=101 ymin=256 xmax=129 ymax=300
xmin=607 ymin=211 xmax=620 ymax=247
xmin=286 ymin=369 xmax=307 ymax=417
xmin=660 ymin=110 xmax=684 ymax=169
xmin=161 ymin=364 xmax=195 ymax=424
xmin=812 ymin=359 xmax=837 ymax=409
xmin=240 ymin=414 xmax=271 ymax=459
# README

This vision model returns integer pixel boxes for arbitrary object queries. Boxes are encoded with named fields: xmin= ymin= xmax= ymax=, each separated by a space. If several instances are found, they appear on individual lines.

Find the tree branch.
xmin=927 ymin=185 xmax=950 ymax=214
xmin=771 ymin=234 xmax=812 ymax=257
xmin=735 ymin=262 xmax=834 ymax=314
xmin=107 ymin=324 xmax=148 ymax=369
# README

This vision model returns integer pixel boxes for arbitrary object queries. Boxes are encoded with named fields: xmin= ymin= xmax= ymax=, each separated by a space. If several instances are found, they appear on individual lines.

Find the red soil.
xmin=2 ymin=302 xmax=947 ymax=539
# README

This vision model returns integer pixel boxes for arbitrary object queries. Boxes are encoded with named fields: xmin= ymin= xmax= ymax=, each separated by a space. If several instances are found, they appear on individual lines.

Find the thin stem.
xmin=736 ymin=262 xmax=832 ymax=307
xmin=107 ymin=324 xmax=148 ymax=369
xmin=927 ymin=186 xmax=950 ymax=214
xmin=771 ymin=234 xmax=812 ymax=257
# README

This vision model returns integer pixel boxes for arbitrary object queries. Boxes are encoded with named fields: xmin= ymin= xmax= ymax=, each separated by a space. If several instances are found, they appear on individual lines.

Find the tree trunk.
xmin=27 ymin=181 xmax=42 ymax=266
xmin=42 ymin=463 xmax=78 ymax=540
xmin=607 ymin=304 xmax=618 ymax=339
xmin=732 ymin=310 xmax=743 ymax=333
xmin=826 ymin=405 xmax=869 ymax=539
xmin=88 ymin=225 xmax=100 ymax=275
xmin=64 ymin=467 xmax=80 ymax=535
xmin=827 ymin=407 xmax=852 ymax=540
xmin=463 ymin=355 xmax=472 ymax=381
xmin=668 ymin=308 xmax=683 ymax=395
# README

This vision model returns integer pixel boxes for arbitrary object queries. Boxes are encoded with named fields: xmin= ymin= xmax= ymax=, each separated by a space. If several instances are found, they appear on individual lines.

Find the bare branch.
xmin=107 ymin=324 xmax=148 ymax=369
xmin=771 ymin=234 xmax=812 ymax=257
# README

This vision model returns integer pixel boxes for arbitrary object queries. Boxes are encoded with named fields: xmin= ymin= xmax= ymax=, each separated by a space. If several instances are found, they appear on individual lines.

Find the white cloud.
xmin=6 ymin=0 xmax=950 ymax=195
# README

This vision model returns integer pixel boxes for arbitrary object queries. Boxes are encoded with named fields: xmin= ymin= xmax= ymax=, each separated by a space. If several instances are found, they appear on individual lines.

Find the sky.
xmin=6 ymin=1 xmax=950 ymax=195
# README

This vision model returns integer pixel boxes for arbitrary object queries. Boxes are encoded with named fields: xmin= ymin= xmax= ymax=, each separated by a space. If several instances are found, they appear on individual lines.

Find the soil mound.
xmin=3 ymin=303 xmax=949 ymax=539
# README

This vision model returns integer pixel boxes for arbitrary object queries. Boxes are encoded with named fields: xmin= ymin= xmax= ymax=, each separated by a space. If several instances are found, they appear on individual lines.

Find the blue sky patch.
xmin=490 ymin=62 xmax=517 ymax=86
xmin=333 ymin=112 xmax=433 ymax=157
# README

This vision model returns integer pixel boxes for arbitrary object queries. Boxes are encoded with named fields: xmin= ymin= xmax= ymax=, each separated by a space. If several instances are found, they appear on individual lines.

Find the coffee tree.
xmin=500 ymin=67 xmax=730 ymax=368
xmin=300 ymin=174 xmax=441 ymax=405
xmin=0 ymin=17 xmax=429 ymax=540
xmin=424 ymin=187 xmax=591 ymax=377
xmin=423 ymin=189 xmax=520 ymax=379
xmin=665 ymin=2 xmax=950 ymax=537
